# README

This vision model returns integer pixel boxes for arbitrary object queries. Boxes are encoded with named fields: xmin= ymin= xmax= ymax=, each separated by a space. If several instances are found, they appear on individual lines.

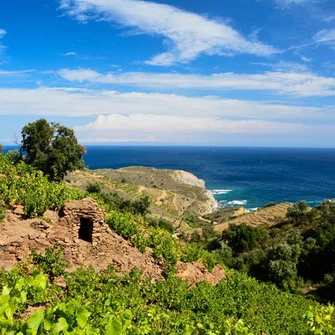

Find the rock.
xmin=30 ymin=220 xmax=50 ymax=231
xmin=43 ymin=210 xmax=59 ymax=223
xmin=176 ymin=261 xmax=226 ymax=286
xmin=13 ymin=205 xmax=24 ymax=216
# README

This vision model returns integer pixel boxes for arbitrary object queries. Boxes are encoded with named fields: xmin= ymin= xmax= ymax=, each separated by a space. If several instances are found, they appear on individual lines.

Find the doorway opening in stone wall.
xmin=79 ymin=217 xmax=93 ymax=243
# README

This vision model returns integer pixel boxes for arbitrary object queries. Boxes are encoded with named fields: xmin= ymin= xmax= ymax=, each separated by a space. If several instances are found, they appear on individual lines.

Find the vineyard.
xmin=0 ymin=154 xmax=335 ymax=334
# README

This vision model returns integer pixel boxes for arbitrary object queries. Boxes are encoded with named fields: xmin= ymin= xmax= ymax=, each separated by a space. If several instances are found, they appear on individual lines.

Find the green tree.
xmin=20 ymin=119 xmax=85 ymax=181
xmin=0 ymin=143 xmax=4 ymax=154
xmin=287 ymin=201 xmax=315 ymax=225
xmin=222 ymin=224 xmax=268 ymax=255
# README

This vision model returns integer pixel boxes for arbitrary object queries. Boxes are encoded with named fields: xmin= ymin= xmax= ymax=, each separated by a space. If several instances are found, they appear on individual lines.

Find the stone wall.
xmin=59 ymin=198 xmax=108 ymax=246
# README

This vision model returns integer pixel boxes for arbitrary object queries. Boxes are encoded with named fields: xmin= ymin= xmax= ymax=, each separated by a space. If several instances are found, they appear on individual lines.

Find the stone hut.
xmin=59 ymin=197 xmax=108 ymax=246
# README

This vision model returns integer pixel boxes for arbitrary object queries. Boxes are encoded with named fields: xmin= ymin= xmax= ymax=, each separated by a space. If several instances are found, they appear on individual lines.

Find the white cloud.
xmin=275 ymin=0 xmax=315 ymax=8
xmin=0 ymin=86 xmax=334 ymax=144
xmin=58 ymin=68 xmax=335 ymax=97
xmin=323 ymin=14 xmax=335 ymax=22
xmin=59 ymin=0 xmax=278 ymax=65
xmin=254 ymin=60 xmax=308 ymax=72
xmin=0 ymin=69 xmax=35 ymax=76
xmin=0 ymin=87 xmax=330 ymax=120
xmin=61 ymin=51 xmax=77 ymax=56
xmin=0 ymin=29 xmax=7 ymax=54
xmin=314 ymin=29 xmax=335 ymax=48
xmin=75 ymin=113 xmax=335 ymax=143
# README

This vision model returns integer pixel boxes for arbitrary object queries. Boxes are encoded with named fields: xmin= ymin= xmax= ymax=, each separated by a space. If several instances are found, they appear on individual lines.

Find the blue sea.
xmin=82 ymin=146 xmax=335 ymax=210
xmin=5 ymin=146 xmax=335 ymax=210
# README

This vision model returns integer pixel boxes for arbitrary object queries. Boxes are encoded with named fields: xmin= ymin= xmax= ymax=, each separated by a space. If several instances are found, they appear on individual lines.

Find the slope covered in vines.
xmin=0 ymin=154 xmax=334 ymax=334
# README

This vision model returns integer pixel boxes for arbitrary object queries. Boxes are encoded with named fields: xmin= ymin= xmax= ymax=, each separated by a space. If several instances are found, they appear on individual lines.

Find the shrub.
xmin=222 ymin=224 xmax=268 ymax=255
xmin=263 ymin=202 xmax=277 ymax=208
xmin=147 ymin=217 xmax=174 ymax=233
xmin=31 ymin=245 xmax=69 ymax=279
xmin=105 ymin=210 xmax=139 ymax=239
xmin=86 ymin=182 xmax=102 ymax=194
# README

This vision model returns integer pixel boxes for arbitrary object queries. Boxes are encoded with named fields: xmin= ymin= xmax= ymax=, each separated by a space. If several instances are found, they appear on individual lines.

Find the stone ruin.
xmin=1 ymin=197 xmax=226 ymax=284
xmin=59 ymin=197 xmax=108 ymax=247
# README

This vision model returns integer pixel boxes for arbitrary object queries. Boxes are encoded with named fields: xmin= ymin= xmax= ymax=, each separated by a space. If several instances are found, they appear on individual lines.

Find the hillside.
xmin=0 ymin=154 xmax=334 ymax=334
xmin=66 ymin=166 xmax=216 ymax=230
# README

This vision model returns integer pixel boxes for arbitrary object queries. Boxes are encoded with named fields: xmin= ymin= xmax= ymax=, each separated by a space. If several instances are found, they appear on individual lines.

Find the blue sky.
xmin=1 ymin=0 xmax=335 ymax=146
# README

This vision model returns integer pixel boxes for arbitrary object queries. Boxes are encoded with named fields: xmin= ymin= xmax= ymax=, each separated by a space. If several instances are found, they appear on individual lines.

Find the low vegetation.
xmin=0 ymin=246 xmax=333 ymax=334
xmin=193 ymin=201 xmax=335 ymax=301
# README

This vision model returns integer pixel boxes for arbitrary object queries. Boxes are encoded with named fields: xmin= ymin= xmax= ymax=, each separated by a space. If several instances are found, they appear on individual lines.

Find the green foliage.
xmin=31 ymin=246 xmax=70 ymax=280
xmin=194 ymin=200 xmax=335 ymax=299
xmin=97 ymin=191 xmax=151 ymax=216
xmin=86 ymin=182 xmax=103 ymax=194
xmin=305 ymin=305 xmax=334 ymax=334
xmin=147 ymin=217 xmax=175 ymax=233
xmin=0 ymin=255 xmax=330 ymax=335
xmin=106 ymin=210 xmax=140 ymax=239
xmin=5 ymin=149 xmax=21 ymax=163
xmin=287 ymin=201 xmax=315 ymax=225
xmin=0 ymin=206 xmax=5 ymax=222
xmin=222 ymin=224 xmax=268 ymax=255
xmin=263 ymin=201 xmax=277 ymax=208
xmin=183 ymin=213 xmax=203 ymax=228
xmin=21 ymin=119 xmax=85 ymax=181
xmin=0 ymin=155 xmax=83 ymax=217
xmin=0 ymin=143 xmax=4 ymax=155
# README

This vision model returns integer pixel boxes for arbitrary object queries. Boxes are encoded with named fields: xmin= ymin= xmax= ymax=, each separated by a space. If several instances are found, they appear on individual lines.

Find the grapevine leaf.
xmin=105 ymin=319 xmax=122 ymax=335
xmin=15 ymin=278 xmax=25 ymax=291
xmin=34 ymin=274 xmax=47 ymax=291
xmin=0 ymin=295 xmax=10 ymax=314
xmin=54 ymin=317 xmax=68 ymax=334
xmin=27 ymin=310 xmax=44 ymax=334
xmin=76 ymin=307 xmax=90 ymax=328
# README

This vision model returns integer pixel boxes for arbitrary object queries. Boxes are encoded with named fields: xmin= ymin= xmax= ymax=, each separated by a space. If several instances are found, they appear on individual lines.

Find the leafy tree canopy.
xmin=20 ymin=119 xmax=85 ymax=181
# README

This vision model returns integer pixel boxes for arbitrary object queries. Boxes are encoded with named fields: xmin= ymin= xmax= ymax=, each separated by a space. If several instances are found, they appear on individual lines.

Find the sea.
xmin=84 ymin=146 xmax=335 ymax=210
xmin=5 ymin=146 xmax=335 ymax=210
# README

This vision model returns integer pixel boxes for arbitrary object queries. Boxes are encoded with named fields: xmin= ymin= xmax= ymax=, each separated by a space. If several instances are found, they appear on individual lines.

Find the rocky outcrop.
xmin=171 ymin=170 xmax=206 ymax=188
xmin=177 ymin=262 xmax=226 ymax=286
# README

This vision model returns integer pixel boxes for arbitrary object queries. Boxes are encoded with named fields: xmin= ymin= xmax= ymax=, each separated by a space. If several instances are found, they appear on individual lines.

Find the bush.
xmin=0 ymin=155 xmax=84 ymax=217
xmin=31 ymin=245 xmax=69 ymax=279
xmin=105 ymin=210 xmax=139 ymax=239
xmin=263 ymin=202 xmax=277 ymax=208
xmin=86 ymin=182 xmax=102 ymax=194
xmin=100 ymin=192 xmax=151 ymax=216
xmin=287 ymin=201 xmax=315 ymax=225
xmin=222 ymin=224 xmax=268 ymax=255
xmin=148 ymin=217 xmax=174 ymax=233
